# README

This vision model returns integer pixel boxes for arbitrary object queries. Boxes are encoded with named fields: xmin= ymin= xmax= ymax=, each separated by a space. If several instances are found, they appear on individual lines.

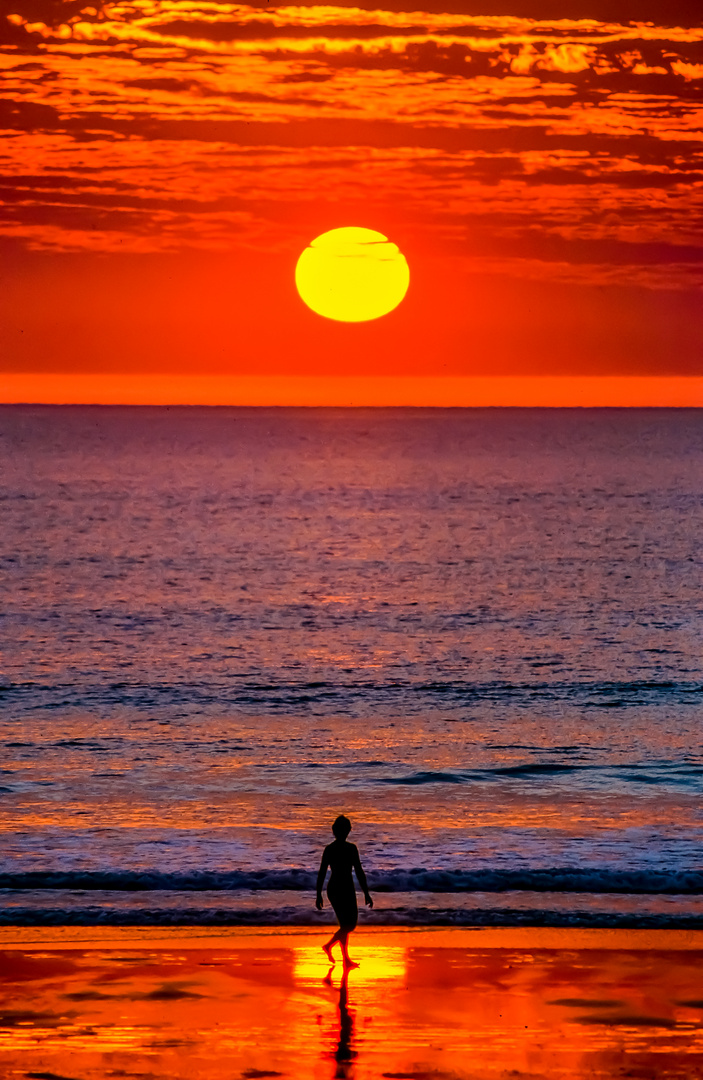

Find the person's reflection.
xmin=324 ymin=967 xmax=356 ymax=1079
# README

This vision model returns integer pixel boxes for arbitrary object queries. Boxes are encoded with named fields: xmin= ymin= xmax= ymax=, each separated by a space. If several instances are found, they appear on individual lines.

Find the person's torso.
xmin=327 ymin=841 xmax=356 ymax=880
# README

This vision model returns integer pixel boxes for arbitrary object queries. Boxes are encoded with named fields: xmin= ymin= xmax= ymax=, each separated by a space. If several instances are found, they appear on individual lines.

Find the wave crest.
xmin=3 ymin=867 xmax=703 ymax=895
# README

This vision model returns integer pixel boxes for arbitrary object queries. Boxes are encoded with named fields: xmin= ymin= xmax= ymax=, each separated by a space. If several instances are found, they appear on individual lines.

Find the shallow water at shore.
xmin=5 ymin=887 xmax=703 ymax=929
xmin=1 ymin=927 xmax=703 ymax=1080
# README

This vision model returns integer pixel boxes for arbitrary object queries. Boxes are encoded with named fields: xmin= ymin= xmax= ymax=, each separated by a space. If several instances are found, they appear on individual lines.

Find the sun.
xmin=295 ymin=227 xmax=410 ymax=323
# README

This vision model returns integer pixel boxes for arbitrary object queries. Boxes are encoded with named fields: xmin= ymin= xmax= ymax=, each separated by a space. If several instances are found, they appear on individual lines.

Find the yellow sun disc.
xmin=295 ymin=226 xmax=410 ymax=322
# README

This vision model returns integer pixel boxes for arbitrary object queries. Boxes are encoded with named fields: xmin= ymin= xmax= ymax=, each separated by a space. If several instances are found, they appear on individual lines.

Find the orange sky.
xmin=1 ymin=0 xmax=702 ymax=404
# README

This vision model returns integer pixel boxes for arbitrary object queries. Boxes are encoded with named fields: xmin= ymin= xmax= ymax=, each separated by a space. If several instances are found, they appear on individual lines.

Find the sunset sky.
xmin=2 ymin=0 xmax=703 ymax=404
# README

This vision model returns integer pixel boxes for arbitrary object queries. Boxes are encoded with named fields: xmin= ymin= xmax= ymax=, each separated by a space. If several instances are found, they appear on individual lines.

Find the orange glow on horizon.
xmin=1 ymin=374 xmax=702 ymax=408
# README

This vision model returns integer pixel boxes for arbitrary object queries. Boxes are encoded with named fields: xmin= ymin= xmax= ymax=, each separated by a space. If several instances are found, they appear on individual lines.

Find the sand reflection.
xmin=293 ymin=943 xmax=407 ymax=986
xmin=1 ymin=929 xmax=703 ymax=1080
xmin=295 ymin=942 xmax=408 ymax=1079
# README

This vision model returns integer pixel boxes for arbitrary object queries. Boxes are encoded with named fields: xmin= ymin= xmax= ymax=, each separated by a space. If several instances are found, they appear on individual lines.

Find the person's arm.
xmin=353 ymin=846 xmax=373 ymax=908
xmin=316 ymin=848 xmax=329 ymax=910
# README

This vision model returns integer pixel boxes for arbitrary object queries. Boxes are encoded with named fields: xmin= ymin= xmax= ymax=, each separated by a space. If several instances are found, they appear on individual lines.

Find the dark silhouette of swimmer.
xmin=316 ymin=815 xmax=373 ymax=969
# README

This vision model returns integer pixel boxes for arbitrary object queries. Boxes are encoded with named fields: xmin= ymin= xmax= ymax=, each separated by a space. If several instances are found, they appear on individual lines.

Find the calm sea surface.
xmin=1 ymin=406 xmax=702 ymax=927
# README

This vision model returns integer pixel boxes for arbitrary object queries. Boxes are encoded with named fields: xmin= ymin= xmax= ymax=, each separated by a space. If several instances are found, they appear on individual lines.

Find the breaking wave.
xmin=2 ymin=905 xmax=703 ymax=930
xmin=1 ymin=678 xmax=701 ymax=717
xmin=3 ymin=867 xmax=703 ymax=895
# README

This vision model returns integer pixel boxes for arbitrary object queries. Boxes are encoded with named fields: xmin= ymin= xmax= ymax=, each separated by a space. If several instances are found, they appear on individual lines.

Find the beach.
xmin=2 ymin=926 xmax=703 ymax=1080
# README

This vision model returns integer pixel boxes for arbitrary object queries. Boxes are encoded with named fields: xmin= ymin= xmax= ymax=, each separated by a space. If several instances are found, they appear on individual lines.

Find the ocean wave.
xmin=2 ymin=905 xmax=703 ymax=930
xmin=3 ymin=868 xmax=703 ymax=895
xmin=374 ymin=764 xmax=588 ymax=784
xmin=488 ymin=763 xmax=580 ymax=776
xmin=376 ymin=771 xmax=468 ymax=785
xmin=1 ymin=678 xmax=701 ymax=715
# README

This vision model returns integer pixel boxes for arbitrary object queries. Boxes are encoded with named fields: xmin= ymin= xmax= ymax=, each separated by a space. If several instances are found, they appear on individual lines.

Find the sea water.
xmin=1 ymin=406 xmax=702 ymax=927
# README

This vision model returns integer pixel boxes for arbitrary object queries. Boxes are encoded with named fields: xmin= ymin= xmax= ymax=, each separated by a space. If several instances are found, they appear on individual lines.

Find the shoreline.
xmin=3 ymin=925 xmax=703 ymax=1079
xmin=2 ymin=924 xmax=703 ymax=950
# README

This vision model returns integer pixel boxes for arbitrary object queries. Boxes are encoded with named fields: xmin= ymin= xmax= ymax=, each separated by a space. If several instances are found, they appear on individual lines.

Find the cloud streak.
xmin=1 ymin=1 xmax=702 ymax=289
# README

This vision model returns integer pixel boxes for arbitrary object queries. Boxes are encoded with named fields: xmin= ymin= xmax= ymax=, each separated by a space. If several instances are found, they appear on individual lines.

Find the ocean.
xmin=1 ymin=406 xmax=702 ymax=928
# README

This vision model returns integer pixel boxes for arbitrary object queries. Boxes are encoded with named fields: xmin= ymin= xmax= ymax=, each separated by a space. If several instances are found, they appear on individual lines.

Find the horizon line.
xmin=1 ymin=374 xmax=703 ymax=408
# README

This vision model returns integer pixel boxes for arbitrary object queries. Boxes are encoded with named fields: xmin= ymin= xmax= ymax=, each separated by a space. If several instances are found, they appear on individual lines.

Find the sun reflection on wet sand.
xmin=1 ymin=928 xmax=703 ymax=1080
xmin=294 ymin=942 xmax=408 ymax=986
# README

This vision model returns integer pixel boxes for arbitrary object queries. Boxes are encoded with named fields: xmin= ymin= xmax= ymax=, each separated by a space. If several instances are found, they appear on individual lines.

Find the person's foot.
xmin=343 ymin=959 xmax=360 ymax=970
xmin=322 ymin=942 xmax=335 ymax=963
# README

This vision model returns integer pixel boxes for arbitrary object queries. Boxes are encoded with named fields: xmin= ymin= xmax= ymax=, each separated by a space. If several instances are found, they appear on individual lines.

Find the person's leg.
xmin=339 ymin=929 xmax=359 ymax=969
xmin=323 ymin=927 xmax=343 ymax=962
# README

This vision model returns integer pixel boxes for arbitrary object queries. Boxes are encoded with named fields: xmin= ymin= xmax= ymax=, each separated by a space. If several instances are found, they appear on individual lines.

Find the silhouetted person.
xmin=316 ymin=815 xmax=372 ymax=968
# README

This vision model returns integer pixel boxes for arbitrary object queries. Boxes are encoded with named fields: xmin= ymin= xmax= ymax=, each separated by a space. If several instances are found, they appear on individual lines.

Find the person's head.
xmin=332 ymin=814 xmax=352 ymax=840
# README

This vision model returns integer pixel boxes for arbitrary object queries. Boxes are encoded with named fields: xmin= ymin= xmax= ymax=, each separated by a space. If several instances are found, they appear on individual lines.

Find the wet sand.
xmin=1 ymin=926 xmax=703 ymax=1080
